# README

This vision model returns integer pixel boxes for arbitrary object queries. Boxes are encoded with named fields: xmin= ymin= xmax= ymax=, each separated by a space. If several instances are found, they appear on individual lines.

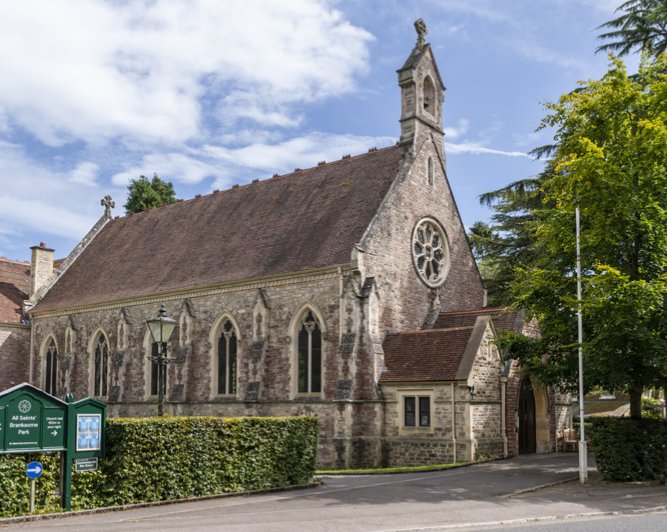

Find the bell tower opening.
xmin=423 ymin=76 xmax=435 ymax=114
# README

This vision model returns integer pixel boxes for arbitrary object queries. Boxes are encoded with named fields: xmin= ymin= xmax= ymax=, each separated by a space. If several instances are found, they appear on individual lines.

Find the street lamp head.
xmin=146 ymin=304 xmax=177 ymax=345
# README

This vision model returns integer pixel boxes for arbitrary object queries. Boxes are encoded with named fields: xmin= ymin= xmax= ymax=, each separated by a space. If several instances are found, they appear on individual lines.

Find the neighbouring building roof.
xmin=35 ymin=145 xmax=404 ymax=313
xmin=380 ymin=327 xmax=474 ymax=383
xmin=0 ymin=258 xmax=30 ymax=323
xmin=434 ymin=307 xmax=524 ymax=333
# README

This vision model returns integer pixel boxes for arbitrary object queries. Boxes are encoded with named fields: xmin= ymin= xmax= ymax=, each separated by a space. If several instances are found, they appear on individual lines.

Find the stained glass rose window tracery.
xmin=412 ymin=217 xmax=449 ymax=287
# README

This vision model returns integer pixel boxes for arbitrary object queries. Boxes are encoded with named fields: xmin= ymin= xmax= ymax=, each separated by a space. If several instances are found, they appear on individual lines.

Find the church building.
xmin=6 ymin=21 xmax=570 ymax=468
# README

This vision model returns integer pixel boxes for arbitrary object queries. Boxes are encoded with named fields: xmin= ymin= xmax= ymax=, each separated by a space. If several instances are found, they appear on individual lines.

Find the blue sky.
xmin=0 ymin=0 xmax=636 ymax=262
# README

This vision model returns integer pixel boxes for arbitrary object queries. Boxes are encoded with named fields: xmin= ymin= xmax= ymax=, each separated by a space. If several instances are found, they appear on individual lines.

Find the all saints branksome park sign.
xmin=0 ymin=383 xmax=106 ymax=511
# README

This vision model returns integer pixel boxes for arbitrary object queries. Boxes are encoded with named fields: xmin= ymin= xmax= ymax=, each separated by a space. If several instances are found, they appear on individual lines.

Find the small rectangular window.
xmin=404 ymin=397 xmax=416 ymax=426
xmin=419 ymin=396 xmax=431 ymax=427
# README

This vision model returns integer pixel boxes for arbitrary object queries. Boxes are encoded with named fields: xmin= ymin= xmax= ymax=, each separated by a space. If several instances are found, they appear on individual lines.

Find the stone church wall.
xmin=0 ymin=324 xmax=30 ymax=389
xmin=30 ymin=269 xmax=387 ymax=468
xmin=380 ymin=383 xmax=472 ymax=466
xmin=360 ymin=137 xmax=485 ymax=341
xmin=469 ymin=325 xmax=504 ymax=458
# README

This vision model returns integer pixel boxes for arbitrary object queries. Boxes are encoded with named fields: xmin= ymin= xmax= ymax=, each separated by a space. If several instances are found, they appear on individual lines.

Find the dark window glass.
xmin=217 ymin=320 xmax=237 ymax=394
xmin=405 ymin=397 xmax=416 ymax=426
xmin=297 ymin=311 xmax=322 ymax=393
xmin=419 ymin=397 xmax=431 ymax=427
xmin=311 ymin=327 xmax=322 ymax=393
xmin=94 ymin=334 xmax=109 ymax=397
xmin=45 ymin=340 xmax=58 ymax=396
xmin=228 ymin=334 xmax=237 ymax=394
xmin=151 ymin=342 xmax=159 ymax=396
xmin=298 ymin=327 xmax=309 ymax=393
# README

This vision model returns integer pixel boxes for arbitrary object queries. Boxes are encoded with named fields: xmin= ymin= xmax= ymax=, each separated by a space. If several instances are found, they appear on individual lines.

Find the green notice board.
xmin=0 ymin=383 xmax=67 ymax=454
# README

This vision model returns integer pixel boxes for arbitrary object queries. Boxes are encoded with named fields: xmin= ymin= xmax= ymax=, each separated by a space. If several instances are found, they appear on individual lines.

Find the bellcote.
xmin=397 ymin=19 xmax=446 ymax=145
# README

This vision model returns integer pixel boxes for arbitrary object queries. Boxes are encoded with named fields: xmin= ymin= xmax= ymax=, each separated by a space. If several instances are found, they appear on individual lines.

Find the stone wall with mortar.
xmin=30 ymin=268 xmax=387 ymax=468
xmin=380 ymin=383 xmax=474 ymax=466
xmin=0 ymin=324 xmax=30 ymax=389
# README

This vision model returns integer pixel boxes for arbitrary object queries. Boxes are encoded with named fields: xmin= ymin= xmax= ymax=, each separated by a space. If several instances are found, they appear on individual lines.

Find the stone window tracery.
xmin=217 ymin=319 xmax=237 ymax=395
xmin=412 ymin=217 xmax=450 ymax=287
xmin=93 ymin=333 xmax=109 ymax=397
xmin=297 ymin=310 xmax=322 ymax=394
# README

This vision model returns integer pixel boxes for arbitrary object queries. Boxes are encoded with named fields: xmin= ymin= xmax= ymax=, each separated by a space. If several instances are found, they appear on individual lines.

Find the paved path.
xmin=4 ymin=454 xmax=666 ymax=531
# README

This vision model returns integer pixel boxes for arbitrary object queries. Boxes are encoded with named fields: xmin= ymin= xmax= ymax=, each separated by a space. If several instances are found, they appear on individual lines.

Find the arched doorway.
xmin=518 ymin=378 xmax=536 ymax=454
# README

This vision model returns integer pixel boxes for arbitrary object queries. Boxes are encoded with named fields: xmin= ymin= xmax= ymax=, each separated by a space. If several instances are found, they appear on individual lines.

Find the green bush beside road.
xmin=589 ymin=418 xmax=667 ymax=481
xmin=0 ymin=416 xmax=319 ymax=517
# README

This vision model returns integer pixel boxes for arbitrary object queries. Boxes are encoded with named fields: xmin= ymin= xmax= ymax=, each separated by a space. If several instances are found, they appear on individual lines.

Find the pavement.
xmin=2 ymin=453 xmax=666 ymax=531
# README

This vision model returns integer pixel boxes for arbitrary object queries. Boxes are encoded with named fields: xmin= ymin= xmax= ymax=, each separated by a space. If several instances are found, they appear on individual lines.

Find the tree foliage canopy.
xmin=486 ymin=55 xmax=667 ymax=418
xmin=124 ymin=173 xmax=177 ymax=214
xmin=597 ymin=0 xmax=667 ymax=58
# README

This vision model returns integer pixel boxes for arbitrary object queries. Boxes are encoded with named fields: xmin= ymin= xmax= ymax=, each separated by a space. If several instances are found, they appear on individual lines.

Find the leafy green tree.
xmin=500 ymin=55 xmax=667 ymax=418
xmin=124 ymin=173 xmax=177 ymax=214
xmin=467 ymin=173 xmax=546 ymax=307
xmin=597 ymin=0 xmax=667 ymax=58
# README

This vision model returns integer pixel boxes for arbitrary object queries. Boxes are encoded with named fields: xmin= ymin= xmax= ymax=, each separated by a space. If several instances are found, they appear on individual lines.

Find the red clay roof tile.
xmin=380 ymin=327 xmax=474 ymax=383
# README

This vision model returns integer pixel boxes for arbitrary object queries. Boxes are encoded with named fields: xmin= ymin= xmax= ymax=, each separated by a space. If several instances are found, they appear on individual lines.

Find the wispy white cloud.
xmin=0 ymin=143 xmax=122 ymax=250
xmin=444 ymin=118 xmax=470 ymax=139
xmin=202 ymin=133 xmax=394 ymax=183
xmin=111 ymin=152 xmax=227 ymax=187
xmin=70 ymin=162 xmax=99 ymax=186
xmin=0 ymin=0 xmax=373 ymax=147
xmin=447 ymin=142 xmax=529 ymax=158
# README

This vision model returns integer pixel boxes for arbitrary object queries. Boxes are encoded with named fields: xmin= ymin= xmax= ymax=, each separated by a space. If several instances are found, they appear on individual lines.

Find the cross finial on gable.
xmin=101 ymin=195 xmax=115 ymax=218
xmin=414 ymin=18 xmax=427 ymax=48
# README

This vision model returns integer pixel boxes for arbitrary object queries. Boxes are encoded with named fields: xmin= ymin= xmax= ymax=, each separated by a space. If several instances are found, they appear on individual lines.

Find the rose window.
xmin=412 ymin=218 xmax=449 ymax=287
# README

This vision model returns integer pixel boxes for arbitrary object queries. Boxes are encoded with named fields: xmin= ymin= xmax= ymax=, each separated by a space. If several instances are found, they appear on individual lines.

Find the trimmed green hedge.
xmin=0 ymin=416 xmax=319 ymax=517
xmin=589 ymin=418 xmax=667 ymax=481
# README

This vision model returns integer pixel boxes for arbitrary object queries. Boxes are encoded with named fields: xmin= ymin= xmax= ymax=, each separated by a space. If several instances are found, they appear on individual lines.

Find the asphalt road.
xmin=462 ymin=512 xmax=667 ymax=531
xmin=3 ymin=454 xmax=666 ymax=531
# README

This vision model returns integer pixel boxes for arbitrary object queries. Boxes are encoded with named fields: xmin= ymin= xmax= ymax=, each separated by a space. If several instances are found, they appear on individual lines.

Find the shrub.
xmin=589 ymin=418 xmax=667 ymax=481
xmin=0 ymin=416 xmax=319 ymax=517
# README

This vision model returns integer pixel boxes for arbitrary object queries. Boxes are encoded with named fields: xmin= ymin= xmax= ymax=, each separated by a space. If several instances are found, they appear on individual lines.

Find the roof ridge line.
xmin=115 ymin=142 xmax=401 ymax=221
xmin=0 ymin=257 xmax=30 ymax=265
xmin=438 ymin=307 xmax=508 ymax=316
xmin=387 ymin=325 xmax=475 ymax=336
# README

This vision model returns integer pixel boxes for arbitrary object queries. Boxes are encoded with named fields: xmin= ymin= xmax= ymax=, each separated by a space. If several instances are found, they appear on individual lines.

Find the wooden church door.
xmin=518 ymin=378 xmax=536 ymax=454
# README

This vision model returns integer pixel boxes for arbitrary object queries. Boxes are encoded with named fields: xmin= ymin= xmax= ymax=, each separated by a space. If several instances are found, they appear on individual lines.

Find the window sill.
xmin=294 ymin=393 xmax=323 ymax=402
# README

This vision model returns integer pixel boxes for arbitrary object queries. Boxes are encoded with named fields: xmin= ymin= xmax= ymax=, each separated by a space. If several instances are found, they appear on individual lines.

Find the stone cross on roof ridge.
xmin=101 ymin=195 xmax=115 ymax=218
xmin=414 ymin=18 xmax=427 ymax=48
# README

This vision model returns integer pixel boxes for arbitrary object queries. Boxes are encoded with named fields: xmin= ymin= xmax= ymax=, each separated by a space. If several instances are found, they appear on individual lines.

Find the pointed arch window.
xmin=427 ymin=156 xmax=434 ymax=186
xmin=93 ymin=333 xmax=109 ymax=397
xmin=298 ymin=311 xmax=322 ymax=394
xmin=217 ymin=319 xmax=237 ymax=395
xmin=44 ymin=338 xmax=58 ymax=396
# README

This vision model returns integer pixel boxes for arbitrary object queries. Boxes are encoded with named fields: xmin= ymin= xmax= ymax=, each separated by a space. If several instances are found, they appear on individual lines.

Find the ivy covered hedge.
xmin=0 ymin=416 xmax=319 ymax=517
xmin=589 ymin=418 xmax=667 ymax=481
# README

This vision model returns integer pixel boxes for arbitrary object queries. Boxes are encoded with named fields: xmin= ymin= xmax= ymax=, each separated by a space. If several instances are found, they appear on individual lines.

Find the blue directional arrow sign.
xmin=26 ymin=461 xmax=43 ymax=479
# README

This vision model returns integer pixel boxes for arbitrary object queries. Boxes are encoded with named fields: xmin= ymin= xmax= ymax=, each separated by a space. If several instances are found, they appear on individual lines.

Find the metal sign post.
xmin=575 ymin=205 xmax=588 ymax=484
xmin=25 ymin=461 xmax=43 ymax=513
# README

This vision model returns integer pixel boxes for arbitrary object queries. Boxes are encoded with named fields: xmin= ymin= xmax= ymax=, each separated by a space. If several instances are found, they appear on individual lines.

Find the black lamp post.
xmin=146 ymin=304 xmax=177 ymax=416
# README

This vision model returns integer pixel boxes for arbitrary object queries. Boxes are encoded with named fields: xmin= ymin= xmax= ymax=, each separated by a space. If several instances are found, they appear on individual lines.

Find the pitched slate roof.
xmin=0 ymin=258 xmax=30 ymax=323
xmin=434 ymin=307 xmax=523 ymax=333
xmin=35 ymin=145 xmax=404 ymax=313
xmin=380 ymin=327 xmax=474 ymax=383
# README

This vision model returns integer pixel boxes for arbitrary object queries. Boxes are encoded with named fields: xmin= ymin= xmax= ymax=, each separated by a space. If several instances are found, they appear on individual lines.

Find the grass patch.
xmin=316 ymin=462 xmax=468 ymax=475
